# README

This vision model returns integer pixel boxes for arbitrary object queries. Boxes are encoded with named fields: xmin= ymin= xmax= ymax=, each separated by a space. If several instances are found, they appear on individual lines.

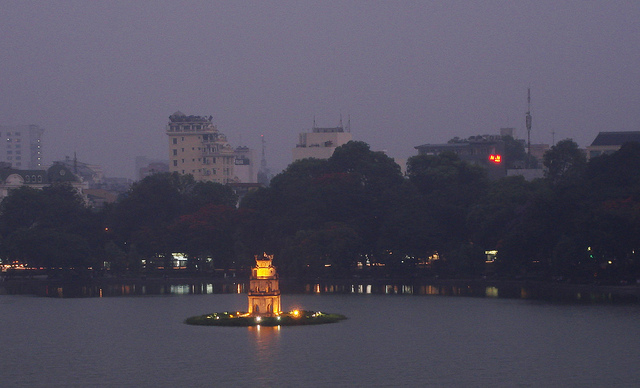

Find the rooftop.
xmin=590 ymin=131 xmax=640 ymax=147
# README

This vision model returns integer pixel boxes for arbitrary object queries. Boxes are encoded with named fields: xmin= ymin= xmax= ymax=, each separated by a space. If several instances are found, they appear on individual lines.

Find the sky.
xmin=1 ymin=1 xmax=639 ymax=179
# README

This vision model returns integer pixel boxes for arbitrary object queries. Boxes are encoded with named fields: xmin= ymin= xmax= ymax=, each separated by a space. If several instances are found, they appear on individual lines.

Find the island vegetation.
xmin=2 ymin=139 xmax=640 ymax=286
xmin=184 ymin=310 xmax=347 ymax=326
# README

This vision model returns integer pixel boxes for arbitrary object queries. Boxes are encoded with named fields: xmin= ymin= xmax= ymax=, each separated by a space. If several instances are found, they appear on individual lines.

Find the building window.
xmin=173 ymin=149 xmax=177 ymax=156
xmin=173 ymin=138 xmax=177 ymax=144
xmin=25 ymin=175 xmax=30 ymax=183
xmin=37 ymin=175 xmax=41 ymax=182
xmin=31 ymin=175 xmax=36 ymax=182
xmin=173 ymin=160 xmax=177 ymax=167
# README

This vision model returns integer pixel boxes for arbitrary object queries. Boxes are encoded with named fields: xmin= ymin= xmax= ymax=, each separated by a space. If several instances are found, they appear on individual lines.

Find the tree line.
xmin=1 ymin=139 xmax=639 ymax=283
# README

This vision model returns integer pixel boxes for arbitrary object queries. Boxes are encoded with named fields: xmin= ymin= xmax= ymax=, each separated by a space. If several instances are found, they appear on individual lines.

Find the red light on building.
xmin=489 ymin=154 xmax=502 ymax=164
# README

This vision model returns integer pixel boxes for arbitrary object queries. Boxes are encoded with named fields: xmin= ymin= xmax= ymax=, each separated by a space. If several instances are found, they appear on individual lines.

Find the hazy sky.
xmin=2 ymin=1 xmax=639 ymax=179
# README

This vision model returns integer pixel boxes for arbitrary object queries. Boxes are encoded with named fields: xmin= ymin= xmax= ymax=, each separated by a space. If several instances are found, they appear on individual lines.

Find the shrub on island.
xmin=185 ymin=310 xmax=347 ymax=326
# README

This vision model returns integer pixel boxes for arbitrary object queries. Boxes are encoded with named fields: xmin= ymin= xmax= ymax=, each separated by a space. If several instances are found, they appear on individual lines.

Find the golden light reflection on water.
xmin=248 ymin=325 xmax=281 ymax=366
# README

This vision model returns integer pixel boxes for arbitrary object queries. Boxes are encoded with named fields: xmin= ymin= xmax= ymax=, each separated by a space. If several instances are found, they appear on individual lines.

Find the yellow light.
xmin=292 ymin=310 xmax=300 ymax=317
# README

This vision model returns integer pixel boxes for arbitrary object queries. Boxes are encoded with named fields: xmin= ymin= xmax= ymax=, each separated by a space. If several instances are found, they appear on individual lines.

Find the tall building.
xmin=233 ymin=146 xmax=257 ymax=183
xmin=0 ymin=124 xmax=44 ymax=169
xmin=166 ymin=111 xmax=235 ymax=184
xmin=292 ymin=119 xmax=352 ymax=162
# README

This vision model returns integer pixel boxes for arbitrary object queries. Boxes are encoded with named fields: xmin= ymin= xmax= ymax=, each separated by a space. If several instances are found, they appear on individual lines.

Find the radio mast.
xmin=525 ymin=88 xmax=532 ymax=168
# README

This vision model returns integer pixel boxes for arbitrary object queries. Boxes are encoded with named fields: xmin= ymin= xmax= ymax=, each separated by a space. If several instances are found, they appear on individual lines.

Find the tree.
xmin=0 ymin=183 xmax=97 ymax=268
xmin=543 ymin=139 xmax=586 ymax=185
xmin=170 ymin=204 xmax=239 ymax=271
xmin=238 ymin=141 xmax=406 ymax=275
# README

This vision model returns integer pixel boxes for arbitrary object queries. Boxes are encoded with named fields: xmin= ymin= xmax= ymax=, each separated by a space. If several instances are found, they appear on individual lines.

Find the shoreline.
xmin=2 ymin=275 xmax=640 ymax=302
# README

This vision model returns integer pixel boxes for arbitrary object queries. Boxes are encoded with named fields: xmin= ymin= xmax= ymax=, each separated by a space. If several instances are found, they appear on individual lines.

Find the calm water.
xmin=2 ymin=292 xmax=640 ymax=387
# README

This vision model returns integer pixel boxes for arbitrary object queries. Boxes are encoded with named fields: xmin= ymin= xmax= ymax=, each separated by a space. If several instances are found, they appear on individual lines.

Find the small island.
xmin=185 ymin=253 xmax=346 ymax=327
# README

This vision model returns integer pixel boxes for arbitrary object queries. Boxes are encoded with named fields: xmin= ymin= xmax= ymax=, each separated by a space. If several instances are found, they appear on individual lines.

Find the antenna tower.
xmin=525 ymin=88 xmax=532 ymax=168
xmin=260 ymin=135 xmax=267 ymax=170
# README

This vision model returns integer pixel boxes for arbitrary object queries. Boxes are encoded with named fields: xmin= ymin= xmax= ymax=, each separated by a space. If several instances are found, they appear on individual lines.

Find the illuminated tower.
xmin=248 ymin=253 xmax=281 ymax=316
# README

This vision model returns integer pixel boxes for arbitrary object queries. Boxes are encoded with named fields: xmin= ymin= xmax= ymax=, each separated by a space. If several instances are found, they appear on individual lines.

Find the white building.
xmin=234 ymin=146 xmax=257 ymax=183
xmin=292 ymin=121 xmax=352 ymax=162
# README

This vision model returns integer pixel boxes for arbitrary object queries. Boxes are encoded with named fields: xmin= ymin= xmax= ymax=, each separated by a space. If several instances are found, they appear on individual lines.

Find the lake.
xmin=2 ymin=288 xmax=640 ymax=387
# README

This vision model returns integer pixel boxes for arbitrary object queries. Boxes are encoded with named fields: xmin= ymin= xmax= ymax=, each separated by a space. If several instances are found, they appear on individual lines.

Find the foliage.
xmin=3 ymin=140 xmax=640 ymax=284
xmin=0 ymin=184 xmax=98 ymax=268
xmin=184 ymin=311 xmax=347 ymax=326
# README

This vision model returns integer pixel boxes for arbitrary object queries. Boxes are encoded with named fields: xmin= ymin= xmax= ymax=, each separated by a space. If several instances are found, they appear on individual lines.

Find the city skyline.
xmin=1 ymin=1 xmax=639 ymax=179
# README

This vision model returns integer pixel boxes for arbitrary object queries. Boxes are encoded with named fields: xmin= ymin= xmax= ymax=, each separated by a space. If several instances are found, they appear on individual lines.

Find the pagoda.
xmin=248 ymin=253 xmax=281 ymax=316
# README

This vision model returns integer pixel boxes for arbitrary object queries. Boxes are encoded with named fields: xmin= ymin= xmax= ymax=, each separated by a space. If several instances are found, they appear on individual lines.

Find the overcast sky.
xmin=2 ymin=1 xmax=639 ymax=179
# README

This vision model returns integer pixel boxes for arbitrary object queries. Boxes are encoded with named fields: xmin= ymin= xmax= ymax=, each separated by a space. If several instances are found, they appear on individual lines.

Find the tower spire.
xmin=525 ymin=88 xmax=532 ymax=168
xmin=258 ymin=134 xmax=270 ymax=185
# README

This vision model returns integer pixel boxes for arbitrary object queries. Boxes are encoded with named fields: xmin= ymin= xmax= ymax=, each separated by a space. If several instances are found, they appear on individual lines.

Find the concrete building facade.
xmin=0 ymin=124 xmax=44 ymax=169
xmin=0 ymin=163 xmax=84 ymax=202
xmin=166 ymin=111 xmax=235 ymax=184
xmin=292 ymin=122 xmax=352 ymax=162
xmin=234 ymin=146 xmax=257 ymax=183
xmin=415 ymin=135 xmax=507 ymax=180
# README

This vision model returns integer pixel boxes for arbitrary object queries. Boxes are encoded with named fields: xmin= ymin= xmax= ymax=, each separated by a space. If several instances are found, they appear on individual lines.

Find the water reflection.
xmin=2 ymin=278 xmax=639 ymax=303
xmin=247 ymin=324 xmax=281 ymax=384
xmin=29 ymin=281 xmax=247 ymax=298
xmin=290 ymin=281 xmax=640 ymax=304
